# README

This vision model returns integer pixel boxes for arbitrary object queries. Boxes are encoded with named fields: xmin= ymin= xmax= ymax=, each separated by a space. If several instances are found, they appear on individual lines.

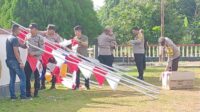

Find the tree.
xmin=0 ymin=0 xmax=102 ymax=43
xmin=98 ymin=0 xmax=200 ymax=44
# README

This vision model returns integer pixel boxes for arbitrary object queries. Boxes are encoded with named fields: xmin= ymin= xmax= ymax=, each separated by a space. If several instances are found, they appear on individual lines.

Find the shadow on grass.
xmin=0 ymin=87 xmax=152 ymax=112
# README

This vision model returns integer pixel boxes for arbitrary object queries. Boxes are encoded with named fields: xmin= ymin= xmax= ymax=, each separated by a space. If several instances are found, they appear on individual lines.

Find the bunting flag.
xmin=93 ymin=67 xmax=108 ymax=86
xmin=52 ymin=66 xmax=62 ymax=83
xmin=62 ymin=77 xmax=73 ymax=89
xmin=52 ymin=50 xmax=66 ymax=67
xmin=60 ymin=63 xmax=68 ymax=77
xmin=71 ymin=39 xmax=78 ymax=52
xmin=27 ymin=55 xmax=38 ymax=72
xmin=78 ymin=61 xmax=94 ymax=79
xmin=46 ymin=62 xmax=57 ymax=73
xmin=41 ymin=41 xmax=60 ymax=66
xmin=59 ymin=39 xmax=72 ymax=47
xmin=72 ymin=71 xmax=77 ymax=87
xmin=18 ymin=28 xmax=28 ymax=43
xmin=106 ymin=73 xmax=121 ymax=90
xmin=66 ymin=54 xmax=81 ymax=74
xmin=36 ymin=60 xmax=43 ymax=78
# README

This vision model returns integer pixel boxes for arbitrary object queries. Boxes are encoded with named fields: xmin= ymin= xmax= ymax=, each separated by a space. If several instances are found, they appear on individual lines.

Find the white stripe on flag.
xmin=62 ymin=77 xmax=73 ymax=89
xmin=78 ymin=61 xmax=94 ymax=79
xmin=59 ymin=39 xmax=72 ymax=47
xmin=106 ymin=73 xmax=121 ymax=91
xmin=52 ymin=50 xmax=65 ymax=67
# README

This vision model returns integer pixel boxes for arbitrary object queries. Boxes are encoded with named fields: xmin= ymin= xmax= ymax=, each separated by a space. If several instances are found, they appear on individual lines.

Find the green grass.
xmin=0 ymin=66 xmax=200 ymax=112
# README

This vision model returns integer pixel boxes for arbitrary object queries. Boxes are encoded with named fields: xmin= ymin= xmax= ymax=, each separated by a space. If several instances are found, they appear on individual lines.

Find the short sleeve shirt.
xmin=76 ymin=35 xmax=88 ymax=57
xmin=6 ymin=35 xmax=20 ymax=60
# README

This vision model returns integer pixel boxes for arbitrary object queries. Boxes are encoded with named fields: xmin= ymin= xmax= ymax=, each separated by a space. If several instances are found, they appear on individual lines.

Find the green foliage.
xmin=0 ymin=0 xmax=102 ymax=43
xmin=98 ymin=0 xmax=200 ymax=44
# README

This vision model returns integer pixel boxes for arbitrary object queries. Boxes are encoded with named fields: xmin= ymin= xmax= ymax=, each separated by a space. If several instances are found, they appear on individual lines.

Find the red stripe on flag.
xmin=72 ymin=39 xmax=78 ymax=46
xmin=27 ymin=55 xmax=38 ymax=72
xmin=52 ymin=66 xmax=62 ymax=83
xmin=66 ymin=55 xmax=81 ymax=73
xmin=93 ymin=67 xmax=107 ymax=86
xmin=18 ymin=29 xmax=29 ymax=43
xmin=41 ymin=42 xmax=61 ymax=66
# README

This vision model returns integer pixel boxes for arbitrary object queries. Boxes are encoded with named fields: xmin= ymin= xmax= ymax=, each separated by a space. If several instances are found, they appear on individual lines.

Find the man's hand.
xmin=19 ymin=63 xmax=25 ymax=69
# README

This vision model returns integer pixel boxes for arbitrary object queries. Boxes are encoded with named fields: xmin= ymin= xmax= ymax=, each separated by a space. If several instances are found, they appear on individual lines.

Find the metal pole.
xmin=161 ymin=0 xmax=165 ymax=37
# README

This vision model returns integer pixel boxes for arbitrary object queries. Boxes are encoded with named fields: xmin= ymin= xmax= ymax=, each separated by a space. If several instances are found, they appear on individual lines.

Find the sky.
xmin=92 ymin=0 xmax=105 ymax=10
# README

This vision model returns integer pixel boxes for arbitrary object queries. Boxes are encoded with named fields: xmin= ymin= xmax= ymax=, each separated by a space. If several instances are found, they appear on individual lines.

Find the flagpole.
xmin=6 ymin=23 xmax=159 ymax=97
xmin=15 ymin=25 xmax=160 ymax=94
xmin=12 ymin=20 xmax=159 ymax=90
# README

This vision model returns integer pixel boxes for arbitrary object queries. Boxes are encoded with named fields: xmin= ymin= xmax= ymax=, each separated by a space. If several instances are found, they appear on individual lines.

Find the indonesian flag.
xmin=27 ymin=55 xmax=38 ymax=72
xmin=18 ymin=29 xmax=40 ymax=72
xmin=52 ymin=66 xmax=62 ymax=83
xmin=66 ymin=54 xmax=81 ymax=74
xmin=18 ymin=28 xmax=29 ymax=43
xmin=78 ymin=61 xmax=94 ymax=79
xmin=62 ymin=77 xmax=73 ymax=89
xmin=59 ymin=39 xmax=72 ymax=47
xmin=71 ymin=39 xmax=78 ymax=53
xmin=106 ymin=73 xmax=121 ymax=90
xmin=93 ymin=67 xmax=108 ymax=86
xmin=42 ymin=39 xmax=61 ymax=66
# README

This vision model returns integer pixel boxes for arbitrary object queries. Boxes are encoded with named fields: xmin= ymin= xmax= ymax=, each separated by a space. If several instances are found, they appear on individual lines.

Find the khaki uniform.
xmin=164 ymin=37 xmax=180 ymax=70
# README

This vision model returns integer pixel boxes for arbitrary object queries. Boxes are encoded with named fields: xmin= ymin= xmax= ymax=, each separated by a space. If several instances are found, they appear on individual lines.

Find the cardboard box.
xmin=161 ymin=71 xmax=195 ymax=90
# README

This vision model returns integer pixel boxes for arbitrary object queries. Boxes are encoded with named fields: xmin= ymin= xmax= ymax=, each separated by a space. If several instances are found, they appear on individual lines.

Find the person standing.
xmin=73 ymin=25 xmax=90 ymax=90
xmin=24 ymin=23 xmax=44 ymax=97
xmin=40 ymin=24 xmax=62 ymax=90
xmin=6 ymin=24 xmax=27 ymax=100
xmin=97 ymin=27 xmax=116 ymax=67
xmin=109 ymin=28 xmax=117 ymax=67
xmin=130 ymin=27 xmax=145 ymax=80
xmin=158 ymin=37 xmax=180 ymax=71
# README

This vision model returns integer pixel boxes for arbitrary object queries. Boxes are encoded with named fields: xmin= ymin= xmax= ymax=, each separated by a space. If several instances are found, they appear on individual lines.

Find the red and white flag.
xmin=93 ymin=67 xmax=107 ymax=86
xmin=106 ymin=73 xmax=121 ymax=90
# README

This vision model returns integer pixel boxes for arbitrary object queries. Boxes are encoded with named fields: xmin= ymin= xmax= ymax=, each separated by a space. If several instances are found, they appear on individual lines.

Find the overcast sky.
xmin=92 ymin=0 xmax=105 ymax=10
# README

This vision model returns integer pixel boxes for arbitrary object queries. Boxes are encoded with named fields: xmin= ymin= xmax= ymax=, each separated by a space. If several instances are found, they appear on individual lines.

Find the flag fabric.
xmin=93 ymin=67 xmax=108 ymax=86
xmin=72 ymin=71 xmax=77 ymax=87
xmin=27 ymin=55 xmax=38 ymax=72
xmin=36 ymin=60 xmax=43 ymax=78
xmin=59 ymin=39 xmax=72 ymax=47
xmin=18 ymin=29 xmax=28 ymax=43
xmin=106 ymin=73 xmax=121 ymax=90
xmin=52 ymin=66 xmax=62 ymax=83
xmin=78 ymin=61 xmax=94 ymax=79
xmin=41 ymin=40 xmax=60 ymax=66
xmin=65 ymin=54 xmax=81 ymax=74
xmin=71 ymin=39 xmax=78 ymax=52
xmin=62 ymin=77 xmax=73 ymax=89
xmin=52 ymin=50 xmax=66 ymax=67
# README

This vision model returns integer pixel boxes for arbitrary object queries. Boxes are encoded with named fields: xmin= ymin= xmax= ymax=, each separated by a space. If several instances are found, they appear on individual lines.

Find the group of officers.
xmin=5 ymin=23 xmax=180 ymax=100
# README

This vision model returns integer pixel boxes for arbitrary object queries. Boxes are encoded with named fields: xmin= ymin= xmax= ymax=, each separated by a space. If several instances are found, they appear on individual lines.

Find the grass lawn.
xmin=0 ymin=66 xmax=199 ymax=112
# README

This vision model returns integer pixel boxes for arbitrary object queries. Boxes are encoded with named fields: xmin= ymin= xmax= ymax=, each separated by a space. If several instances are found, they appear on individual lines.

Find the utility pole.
xmin=160 ymin=0 xmax=165 ymax=62
xmin=160 ymin=0 xmax=164 ymax=37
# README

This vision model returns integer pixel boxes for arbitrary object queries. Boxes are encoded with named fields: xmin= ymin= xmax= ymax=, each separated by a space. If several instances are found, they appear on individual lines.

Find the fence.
xmin=88 ymin=44 xmax=200 ymax=62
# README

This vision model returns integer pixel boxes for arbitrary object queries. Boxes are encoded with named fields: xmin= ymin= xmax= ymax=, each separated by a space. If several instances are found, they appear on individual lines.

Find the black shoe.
xmin=40 ymin=86 xmax=46 ymax=90
xmin=26 ymin=94 xmax=32 ymax=98
xmin=49 ymin=86 xmax=56 ymax=90
xmin=34 ymin=91 xmax=39 ymax=97
xmin=86 ymin=86 xmax=90 ymax=90
xmin=21 ymin=96 xmax=32 ymax=100
xmin=11 ymin=96 xmax=18 ymax=100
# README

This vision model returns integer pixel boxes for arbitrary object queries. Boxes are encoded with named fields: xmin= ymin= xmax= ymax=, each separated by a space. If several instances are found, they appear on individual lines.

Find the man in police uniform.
xmin=73 ymin=25 xmax=90 ymax=90
xmin=158 ymin=37 xmax=180 ymax=71
xmin=130 ymin=27 xmax=145 ymax=80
